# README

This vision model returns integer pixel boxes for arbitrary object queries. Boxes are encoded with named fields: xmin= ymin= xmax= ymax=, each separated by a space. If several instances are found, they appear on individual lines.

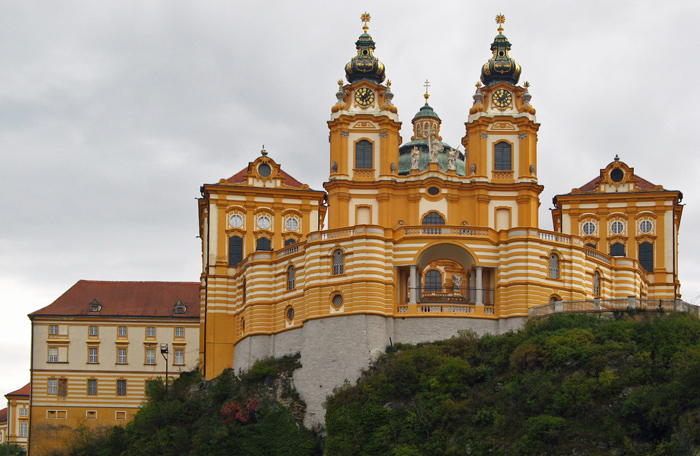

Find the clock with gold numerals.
xmin=355 ymin=87 xmax=375 ymax=107
xmin=492 ymin=88 xmax=513 ymax=108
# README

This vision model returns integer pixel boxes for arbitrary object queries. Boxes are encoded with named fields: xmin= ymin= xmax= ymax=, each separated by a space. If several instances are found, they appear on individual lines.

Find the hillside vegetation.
xmin=326 ymin=312 xmax=700 ymax=455
xmin=60 ymin=312 xmax=700 ymax=455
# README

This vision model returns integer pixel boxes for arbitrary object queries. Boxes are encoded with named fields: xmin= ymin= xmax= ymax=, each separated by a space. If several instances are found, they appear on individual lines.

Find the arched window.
xmin=639 ymin=242 xmax=654 ymax=273
xmin=610 ymin=242 xmax=625 ymax=257
xmin=256 ymin=237 xmax=272 ymax=251
xmin=585 ymin=243 xmax=597 ymax=249
xmin=548 ymin=253 xmax=560 ymax=279
xmin=593 ymin=271 xmax=601 ymax=296
xmin=332 ymin=249 xmax=344 ymax=275
xmin=287 ymin=265 xmax=295 ymax=290
xmin=494 ymin=142 xmax=512 ymax=171
xmin=424 ymin=270 xmax=442 ymax=292
xmin=355 ymin=140 xmax=373 ymax=169
xmin=229 ymin=236 xmax=243 ymax=266
xmin=422 ymin=212 xmax=445 ymax=225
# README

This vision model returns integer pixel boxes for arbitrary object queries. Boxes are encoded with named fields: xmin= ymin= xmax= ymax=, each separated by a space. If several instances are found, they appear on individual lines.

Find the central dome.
xmin=345 ymin=15 xmax=386 ymax=84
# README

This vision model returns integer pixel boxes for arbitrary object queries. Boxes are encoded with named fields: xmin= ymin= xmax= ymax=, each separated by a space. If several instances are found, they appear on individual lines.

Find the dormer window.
xmin=174 ymin=300 xmax=187 ymax=315
xmin=89 ymin=299 xmax=102 ymax=313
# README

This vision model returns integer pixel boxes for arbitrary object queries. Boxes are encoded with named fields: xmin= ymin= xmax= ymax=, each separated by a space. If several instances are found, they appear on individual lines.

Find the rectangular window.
xmin=19 ymin=408 xmax=28 ymax=417
xmin=46 ymin=410 xmax=67 ymax=419
xmin=88 ymin=379 xmax=97 ymax=396
xmin=175 ymin=349 xmax=184 ymax=365
xmin=86 ymin=410 xmax=97 ymax=420
xmin=89 ymin=326 xmax=98 ymax=336
xmin=48 ymin=347 xmax=58 ymax=363
xmin=115 ymin=411 xmax=127 ymax=420
xmin=58 ymin=378 xmax=68 ymax=397
xmin=20 ymin=422 xmax=28 ymax=437
xmin=49 ymin=325 xmax=58 ymax=335
xmin=117 ymin=326 xmax=127 ymax=337
xmin=117 ymin=380 xmax=126 ymax=396
xmin=146 ymin=326 xmax=155 ymax=337
xmin=48 ymin=378 xmax=57 ymax=395
xmin=117 ymin=348 xmax=127 ymax=364
xmin=175 ymin=327 xmax=184 ymax=338
xmin=146 ymin=348 xmax=155 ymax=365
xmin=88 ymin=347 xmax=98 ymax=364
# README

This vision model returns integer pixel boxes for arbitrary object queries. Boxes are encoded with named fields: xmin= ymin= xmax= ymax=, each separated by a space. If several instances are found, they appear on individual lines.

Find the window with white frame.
xmin=582 ymin=221 xmax=596 ymax=236
xmin=175 ymin=349 xmax=184 ymax=365
xmin=117 ymin=326 xmax=127 ymax=337
xmin=146 ymin=348 xmax=155 ymax=365
xmin=175 ymin=327 xmax=184 ymax=338
xmin=49 ymin=325 xmax=58 ymax=335
xmin=48 ymin=347 xmax=58 ymax=363
xmin=117 ymin=380 xmax=126 ymax=396
xmin=89 ymin=325 xmax=98 ymax=336
xmin=20 ymin=422 xmax=28 ymax=437
xmin=610 ymin=220 xmax=625 ymax=235
xmin=88 ymin=347 xmax=98 ymax=364
xmin=117 ymin=348 xmax=127 ymax=364
xmin=88 ymin=379 xmax=97 ymax=396
xmin=287 ymin=265 xmax=295 ymax=290
xmin=146 ymin=326 xmax=155 ymax=337
xmin=48 ymin=378 xmax=57 ymax=395
xmin=19 ymin=408 xmax=28 ymax=417
xmin=332 ymin=249 xmax=344 ymax=275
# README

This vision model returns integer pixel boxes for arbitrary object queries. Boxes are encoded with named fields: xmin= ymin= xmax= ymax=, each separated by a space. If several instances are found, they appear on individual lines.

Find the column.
xmin=475 ymin=266 xmax=483 ymax=306
xmin=409 ymin=265 xmax=418 ymax=304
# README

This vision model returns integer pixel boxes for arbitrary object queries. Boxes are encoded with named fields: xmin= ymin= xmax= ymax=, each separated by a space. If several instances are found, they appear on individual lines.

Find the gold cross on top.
xmin=496 ymin=14 xmax=505 ymax=33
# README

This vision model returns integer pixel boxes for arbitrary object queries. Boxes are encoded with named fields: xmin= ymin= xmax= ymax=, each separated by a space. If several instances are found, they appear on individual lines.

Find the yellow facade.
xmin=28 ymin=281 xmax=199 ymax=456
xmin=4 ymin=384 xmax=30 ymax=451
xmin=198 ymin=17 xmax=686 ymax=397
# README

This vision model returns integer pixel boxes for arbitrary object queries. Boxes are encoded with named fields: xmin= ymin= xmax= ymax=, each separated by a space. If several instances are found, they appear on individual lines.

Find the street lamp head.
xmin=160 ymin=343 xmax=169 ymax=354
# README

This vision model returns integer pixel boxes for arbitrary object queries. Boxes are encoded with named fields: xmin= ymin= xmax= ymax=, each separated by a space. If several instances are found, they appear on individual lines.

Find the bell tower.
xmin=462 ymin=15 xmax=542 ymax=228
xmin=326 ymin=13 xmax=402 ymax=229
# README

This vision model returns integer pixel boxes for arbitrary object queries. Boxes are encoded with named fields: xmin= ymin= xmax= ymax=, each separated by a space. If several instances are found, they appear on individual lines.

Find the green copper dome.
xmin=412 ymin=104 xmax=440 ymax=121
xmin=480 ymin=17 xmax=521 ymax=86
xmin=345 ymin=18 xmax=386 ymax=84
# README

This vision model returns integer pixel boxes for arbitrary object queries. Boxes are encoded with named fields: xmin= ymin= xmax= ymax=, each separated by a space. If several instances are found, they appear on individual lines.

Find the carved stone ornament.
xmin=411 ymin=147 xmax=420 ymax=170
xmin=530 ymin=164 xmax=536 ymax=174
xmin=470 ymin=163 xmax=477 ymax=175
xmin=447 ymin=149 xmax=458 ymax=170
xmin=331 ymin=161 xmax=338 ymax=172
xmin=518 ymin=133 xmax=527 ymax=140
xmin=390 ymin=162 xmax=397 ymax=173
xmin=480 ymin=132 xmax=488 ymax=139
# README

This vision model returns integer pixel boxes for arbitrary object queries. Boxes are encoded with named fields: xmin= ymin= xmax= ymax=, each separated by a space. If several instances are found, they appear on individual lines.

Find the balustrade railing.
xmin=530 ymin=298 xmax=699 ymax=318
xmin=402 ymin=227 xmax=490 ymax=237
xmin=408 ymin=286 xmax=495 ymax=306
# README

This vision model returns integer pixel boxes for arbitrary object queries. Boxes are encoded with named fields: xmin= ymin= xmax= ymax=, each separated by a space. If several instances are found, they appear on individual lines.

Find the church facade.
xmin=197 ymin=16 xmax=684 ymax=424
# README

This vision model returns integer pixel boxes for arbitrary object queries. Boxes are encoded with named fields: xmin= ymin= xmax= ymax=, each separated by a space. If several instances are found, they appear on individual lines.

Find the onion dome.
xmin=345 ymin=13 xmax=386 ymax=84
xmin=480 ymin=15 xmax=521 ymax=87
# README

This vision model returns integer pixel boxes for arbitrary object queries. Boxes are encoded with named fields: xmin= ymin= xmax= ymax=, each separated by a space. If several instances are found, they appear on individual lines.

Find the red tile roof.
xmin=0 ymin=407 xmax=7 ymax=422
xmin=6 ymin=383 xmax=30 ymax=397
xmin=30 ymin=281 xmax=200 ymax=318
xmin=577 ymin=174 xmax=657 ymax=192
xmin=226 ymin=167 xmax=304 ymax=188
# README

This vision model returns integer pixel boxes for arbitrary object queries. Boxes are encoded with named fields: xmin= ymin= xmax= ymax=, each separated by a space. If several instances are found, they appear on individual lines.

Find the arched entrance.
xmin=398 ymin=243 xmax=495 ymax=309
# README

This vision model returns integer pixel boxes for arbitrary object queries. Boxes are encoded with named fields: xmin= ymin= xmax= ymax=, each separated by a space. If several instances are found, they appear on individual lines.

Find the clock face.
xmin=257 ymin=215 xmax=271 ymax=230
xmin=285 ymin=217 xmax=299 ymax=231
xmin=492 ymin=88 xmax=513 ymax=108
xmin=229 ymin=214 xmax=243 ymax=229
xmin=355 ymin=87 xmax=375 ymax=107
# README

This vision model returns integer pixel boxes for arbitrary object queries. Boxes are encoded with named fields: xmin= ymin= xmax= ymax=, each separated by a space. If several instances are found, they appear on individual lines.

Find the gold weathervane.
xmin=496 ymin=14 xmax=505 ymax=33
xmin=424 ymin=79 xmax=430 ymax=104
xmin=361 ymin=12 xmax=371 ymax=33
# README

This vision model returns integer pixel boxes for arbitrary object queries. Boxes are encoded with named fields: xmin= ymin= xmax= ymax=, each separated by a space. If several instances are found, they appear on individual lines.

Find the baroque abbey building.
xmin=197 ymin=15 xmax=684 ymax=424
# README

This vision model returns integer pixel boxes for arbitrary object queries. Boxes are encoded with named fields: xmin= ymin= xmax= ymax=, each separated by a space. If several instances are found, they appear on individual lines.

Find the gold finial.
xmin=524 ymin=81 xmax=530 ymax=88
xmin=496 ymin=14 xmax=505 ymax=34
xmin=338 ymin=79 xmax=343 ymax=87
xmin=476 ymin=81 xmax=482 ymax=88
xmin=423 ymin=79 xmax=430 ymax=104
xmin=387 ymin=80 xmax=392 ymax=87
xmin=361 ymin=12 xmax=371 ymax=33
xmin=261 ymin=145 xmax=267 ymax=157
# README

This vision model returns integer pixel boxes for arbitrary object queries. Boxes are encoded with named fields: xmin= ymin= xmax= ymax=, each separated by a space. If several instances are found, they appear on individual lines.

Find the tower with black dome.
xmin=462 ymin=15 xmax=541 ymax=228
xmin=326 ymin=13 xmax=402 ymax=229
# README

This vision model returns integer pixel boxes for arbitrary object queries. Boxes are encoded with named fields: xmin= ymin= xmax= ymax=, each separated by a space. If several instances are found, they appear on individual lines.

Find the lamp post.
xmin=160 ymin=343 xmax=169 ymax=393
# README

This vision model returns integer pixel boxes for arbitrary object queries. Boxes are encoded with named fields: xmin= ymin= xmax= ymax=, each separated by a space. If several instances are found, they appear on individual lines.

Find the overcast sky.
xmin=1 ymin=1 xmax=699 ymax=397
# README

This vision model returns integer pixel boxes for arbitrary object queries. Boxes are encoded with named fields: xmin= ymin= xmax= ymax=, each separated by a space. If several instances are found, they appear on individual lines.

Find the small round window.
xmin=286 ymin=307 xmax=294 ymax=321
xmin=610 ymin=168 xmax=624 ymax=182
xmin=611 ymin=220 xmax=625 ymax=235
xmin=582 ymin=221 xmax=596 ymax=236
xmin=258 ymin=163 xmax=272 ymax=177
xmin=285 ymin=217 xmax=300 ymax=231
xmin=229 ymin=214 xmax=243 ymax=229
xmin=427 ymin=187 xmax=440 ymax=196
xmin=332 ymin=294 xmax=343 ymax=308
xmin=257 ymin=215 xmax=271 ymax=230
xmin=639 ymin=220 xmax=653 ymax=234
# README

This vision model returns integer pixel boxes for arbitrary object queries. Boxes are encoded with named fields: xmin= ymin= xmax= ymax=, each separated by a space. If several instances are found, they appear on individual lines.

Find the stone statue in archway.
xmin=452 ymin=273 xmax=463 ymax=293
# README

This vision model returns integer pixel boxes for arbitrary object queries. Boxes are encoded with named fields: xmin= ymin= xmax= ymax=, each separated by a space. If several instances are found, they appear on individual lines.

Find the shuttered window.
xmin=424 ymin=270 xmax=442 ymax=292
xmin=256 ymin=237 xmax=272 ymax=251
xmin=355 ymin=140 xmax=373 ymax=169
xmin=494 ymin=142 xmax=512 ymax=171
xmin=639 ymin=242 xmax=654 ymax=273
xmin=610 ymin=242 xmax=625 ymax=257
xmin=548 ymin=253 xmax=560 ymax=279
xmin=229 ymin=236 xmax=243 ymax=266
xmin=422 ymin=212 xmax=445 ymax=225
xmin=332 ymin=250 xmax=344 ymax=275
